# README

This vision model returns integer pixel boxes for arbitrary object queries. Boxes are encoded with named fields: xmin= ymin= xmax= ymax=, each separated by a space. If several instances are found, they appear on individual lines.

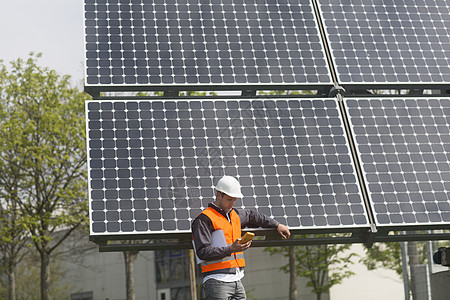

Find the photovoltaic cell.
xmin=86 ymin=99 xmax=368 ymax=235
xmin=318 ymin=0 xmax=450 ymax=84
xmin=83 ymin=0 xmax=332 ymax=88
xmin=346 ymin=97 xmax=450 ymax=226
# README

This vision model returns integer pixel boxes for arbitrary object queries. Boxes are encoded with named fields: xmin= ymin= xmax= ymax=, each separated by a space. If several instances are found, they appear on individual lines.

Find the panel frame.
xmin=316 ymin=0 xmax=450 ymax=90
xmin=86 ymin=97 xmax=371 ymax=238
xmin=86 ymin=96 xmax=450 ymax=250
xmin=82 ymin=0 xmax=334 ymax=93
xmin=343 ymin=96 xmax=450 ymax=228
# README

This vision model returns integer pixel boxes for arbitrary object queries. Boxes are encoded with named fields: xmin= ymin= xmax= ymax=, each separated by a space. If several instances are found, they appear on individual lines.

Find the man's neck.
xmin=211 ymin=202 xmax=232 ymax=221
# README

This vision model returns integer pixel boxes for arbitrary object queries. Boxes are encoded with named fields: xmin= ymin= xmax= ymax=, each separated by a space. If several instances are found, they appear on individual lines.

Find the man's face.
xmin=216 ymin=192 xmax=237 ymax=213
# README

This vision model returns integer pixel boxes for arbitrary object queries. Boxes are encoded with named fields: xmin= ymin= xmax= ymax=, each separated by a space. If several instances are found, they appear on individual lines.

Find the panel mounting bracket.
xmin=363 ymin=224 xmax=378 ymax=248
xmin=328 ymin=85 xmax=346 ymax=97
xmin=242 ymin=90 xmax=257 ymax=97
xmin=350 ymin=224 xmax=377 ymax=248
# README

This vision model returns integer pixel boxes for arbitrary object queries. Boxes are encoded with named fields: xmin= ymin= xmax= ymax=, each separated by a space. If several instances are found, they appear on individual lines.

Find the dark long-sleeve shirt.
xmin=192 ymin=203 xmax=279 ymax=261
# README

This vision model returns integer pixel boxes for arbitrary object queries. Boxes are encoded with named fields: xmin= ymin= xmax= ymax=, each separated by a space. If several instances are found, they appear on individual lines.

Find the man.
xmin=192 ymin=175 xmax=291 ymax=300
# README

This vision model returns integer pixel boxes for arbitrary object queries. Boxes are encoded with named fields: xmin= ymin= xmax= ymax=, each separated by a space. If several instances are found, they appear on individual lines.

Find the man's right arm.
xmin=192 ymin=214 xmax=233 ymax=261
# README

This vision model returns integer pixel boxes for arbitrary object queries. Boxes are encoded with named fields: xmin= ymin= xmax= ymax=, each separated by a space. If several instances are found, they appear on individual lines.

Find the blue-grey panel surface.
xmin=346 ymin=97 xmax=450 ymax=226
xmin=83 ymin=0 xmax=332 ymax=89
xmin=318 ymin=0 xmax=450 ymax=85
xmin=86 ymin=98 xmax=368 ymax=235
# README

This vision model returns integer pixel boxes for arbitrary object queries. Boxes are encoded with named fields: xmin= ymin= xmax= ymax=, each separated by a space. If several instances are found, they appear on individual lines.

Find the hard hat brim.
xmin=215 ymin=187 xmax=244 ymax=199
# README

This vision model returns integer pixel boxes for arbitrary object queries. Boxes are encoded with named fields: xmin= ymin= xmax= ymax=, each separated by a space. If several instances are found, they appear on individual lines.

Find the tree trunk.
xmin=316 ymin=292 xmax=322 ymax=300
xmin=40 ymin=252 xmax=51 ymax=300
xmin=8 ymin=270 xmax=15 ymax=300
xmin=124 ymin=251 xmax=139 ymax=300
xmin=289 ymin=246 xmax=297 ymax=300
xmin=189 ymin=250 xmax=197 ymax=300
xmin=407 ymin=241 xmax=419 ymax=300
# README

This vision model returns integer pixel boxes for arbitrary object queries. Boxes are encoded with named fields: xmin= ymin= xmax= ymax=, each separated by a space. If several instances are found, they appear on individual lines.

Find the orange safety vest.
xmin=200 ymin=207 xmax=245 ymax=274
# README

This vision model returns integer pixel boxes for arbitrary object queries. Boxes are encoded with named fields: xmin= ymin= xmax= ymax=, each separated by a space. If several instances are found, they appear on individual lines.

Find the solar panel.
xmin=86 ymin=98 xmax=369 ymax=235
xmin=345 ymin=97 xmax=450 ymax=226
xmin=83 ymin=0 xmax=333 ymax=89
xmin=317 ymin=0 xmax=450 ymax=85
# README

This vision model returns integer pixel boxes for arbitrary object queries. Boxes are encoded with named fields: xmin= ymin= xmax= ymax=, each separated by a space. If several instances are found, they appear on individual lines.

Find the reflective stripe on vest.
xmin=200 ymin=207 xmax=245 ymax=273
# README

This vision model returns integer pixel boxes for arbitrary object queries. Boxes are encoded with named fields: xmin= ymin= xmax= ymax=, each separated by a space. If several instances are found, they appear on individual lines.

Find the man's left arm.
xmin=235 ymin=208 xmax=291 ymax=239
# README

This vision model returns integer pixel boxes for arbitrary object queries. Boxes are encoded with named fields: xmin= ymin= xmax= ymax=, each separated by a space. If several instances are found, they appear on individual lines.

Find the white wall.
xmin=330 ymin=244 xmax=404 ymax=300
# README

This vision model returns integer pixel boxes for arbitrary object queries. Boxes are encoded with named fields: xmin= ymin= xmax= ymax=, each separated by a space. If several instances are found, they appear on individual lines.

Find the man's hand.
xmin=277 ymin=223 xmax=291 ymax=239
xmin=229 ymin=239 xmax=252 ymax=253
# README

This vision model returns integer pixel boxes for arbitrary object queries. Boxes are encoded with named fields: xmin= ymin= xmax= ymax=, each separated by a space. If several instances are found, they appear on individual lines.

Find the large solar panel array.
xmin=83 ymin=0 xmax=332 ymax=88
xmin=346 ymin=97 xmax=450 ymax=226
xmin=318 ymin=0 xmax=450 ymax=85
xmin=84 ymin=0 xmax=450 ymax=242
xmin=86 ymin=99 xmax=369 ymax=235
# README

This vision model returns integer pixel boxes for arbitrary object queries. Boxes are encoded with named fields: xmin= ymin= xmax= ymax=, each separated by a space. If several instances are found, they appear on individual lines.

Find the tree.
xmin=360 ymin=242 xmax=404 ymax=276
xmin=124 ymin=249 xmax=139 ymax=300
xmin=0 ymin=58 xmax=35 ymax=300
xmin=1 ymin=253 xmax=74 ymax=300
xmin=0 ymin=110 xmax=30 ymax=300
xmin=265 ymin=235 xmax=356 ymax=300
xmin=288 ymin=246 xmax=297 ymax=300
xmin=0 ymin=54 xmax=90 ymax=300
xmin=0 ymin=192 xmax=29 ymax=300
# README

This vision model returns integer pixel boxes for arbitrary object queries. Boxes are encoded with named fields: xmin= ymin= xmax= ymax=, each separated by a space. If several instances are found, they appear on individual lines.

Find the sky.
xmin=0 ymin=0 xmax=85 ymax=86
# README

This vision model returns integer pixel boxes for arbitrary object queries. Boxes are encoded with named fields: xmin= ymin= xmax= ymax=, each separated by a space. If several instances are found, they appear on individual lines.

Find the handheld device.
xmin=239 ymin=232 xmax=255 ymax=244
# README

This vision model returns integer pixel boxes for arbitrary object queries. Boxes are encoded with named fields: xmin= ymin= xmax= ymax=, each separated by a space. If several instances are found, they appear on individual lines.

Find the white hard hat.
xmin=215 ymin=176 xmax=244 ymax=198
